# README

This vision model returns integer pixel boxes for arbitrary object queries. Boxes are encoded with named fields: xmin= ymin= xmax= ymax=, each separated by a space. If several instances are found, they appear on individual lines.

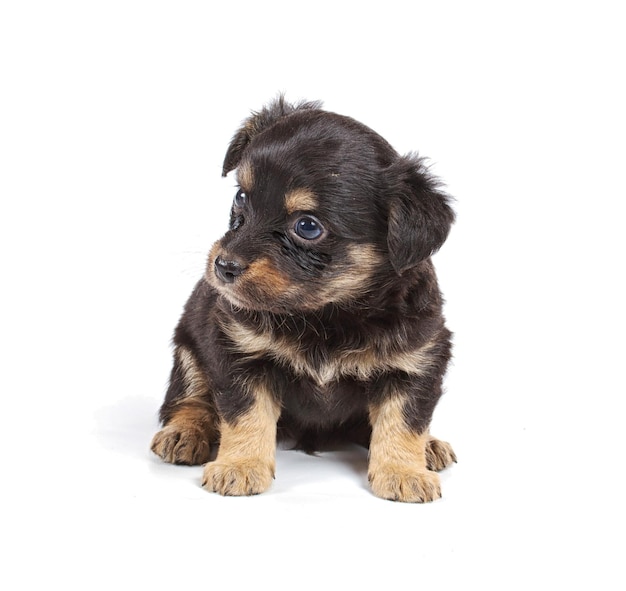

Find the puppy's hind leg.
xmin=151 ymin=346 xmax=218 ymax=465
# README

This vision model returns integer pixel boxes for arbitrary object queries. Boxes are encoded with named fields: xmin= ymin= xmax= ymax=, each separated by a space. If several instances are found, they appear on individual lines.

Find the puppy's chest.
xmin=223 ymin=319 xmax=431 ymax=388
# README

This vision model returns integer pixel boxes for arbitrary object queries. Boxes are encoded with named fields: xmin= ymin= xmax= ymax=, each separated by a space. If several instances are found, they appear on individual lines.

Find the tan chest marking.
xmin=222 ymin=320 xmax=438 ymax=387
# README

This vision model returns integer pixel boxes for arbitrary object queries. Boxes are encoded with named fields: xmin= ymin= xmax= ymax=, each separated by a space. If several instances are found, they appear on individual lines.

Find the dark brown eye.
xmin=294 ymin=216 xmax=324 ymax=240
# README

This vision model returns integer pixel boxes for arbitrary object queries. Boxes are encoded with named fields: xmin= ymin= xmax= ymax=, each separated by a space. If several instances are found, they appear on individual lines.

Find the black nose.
xmin=214 ymin=256 xmax=246 ymax=283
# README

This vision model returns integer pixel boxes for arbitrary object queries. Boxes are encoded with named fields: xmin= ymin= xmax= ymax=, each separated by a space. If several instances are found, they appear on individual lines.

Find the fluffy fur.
xmin=151 ymin=97 xmax=456 ymax=502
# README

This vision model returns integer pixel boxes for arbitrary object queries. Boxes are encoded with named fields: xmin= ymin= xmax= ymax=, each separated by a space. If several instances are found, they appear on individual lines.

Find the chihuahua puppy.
xmin=151 ymin=97 xmax=456 ymax=502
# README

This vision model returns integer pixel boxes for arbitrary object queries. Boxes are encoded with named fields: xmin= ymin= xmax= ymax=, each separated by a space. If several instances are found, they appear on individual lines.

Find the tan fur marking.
xmin=236 ymin=161 xmax=254 ymax=192
xmin=177 ymin=346 xmax=209 ymax=399
xmin=202 ymin=381 xmax=280 ymax=496
xmin=205 ymin=241 xmax=221 ymax=288
xmin=314 ymin=244 xmax=382 ymax=305
xmin=425 ymin=436 xmax=457 ymax=472
xmin=150 ymin=403 xmax=216 ymax=465
xmin=164 ymin=404 xmax=214 ymax=430
xmin=244 ymin=257 xmax=292 ymax=297
xmin=285 ymin=188 xmax=318 ymax=214
xmin=221 ymin=319 xmax=275 ymax=358
xmin=368 ymin=393 xmax=441 ymax=502
xmin=222 ymin=318 xmax=440 ymax=387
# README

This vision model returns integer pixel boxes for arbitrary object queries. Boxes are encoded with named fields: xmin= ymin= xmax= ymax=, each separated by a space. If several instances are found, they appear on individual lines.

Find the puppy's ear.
xmin=222 ymin=95 xmax=323 ymax=176
xmin=386 ymin=154 xmax=455 ymax=274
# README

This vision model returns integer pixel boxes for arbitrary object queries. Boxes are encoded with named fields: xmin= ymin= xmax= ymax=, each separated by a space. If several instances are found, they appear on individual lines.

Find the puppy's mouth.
xmin=206 ymin=244 xmax=383 ymax=313
xmin=206 ymin=250 xmax=295 ymax=312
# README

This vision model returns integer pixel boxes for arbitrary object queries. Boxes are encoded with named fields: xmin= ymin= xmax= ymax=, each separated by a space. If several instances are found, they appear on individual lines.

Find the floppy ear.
xmin=222 ymin=95 xmax=323 ymax=176
xmin=386 ymin=154 xmax=455 ymax=274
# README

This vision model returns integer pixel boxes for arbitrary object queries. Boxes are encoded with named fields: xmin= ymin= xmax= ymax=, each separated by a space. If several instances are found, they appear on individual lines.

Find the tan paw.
xmin=202 ymin=459 xmax=274 ymax=496
xmin=369 ymin=466 xmax=441 ymax=503
xmin=426 ymin=437 xmax=457 ymax=472
xmin=150 ymin=425 xmax=211 ymax=465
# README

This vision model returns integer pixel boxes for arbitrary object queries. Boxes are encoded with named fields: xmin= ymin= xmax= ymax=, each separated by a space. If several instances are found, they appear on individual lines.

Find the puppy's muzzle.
xmin=214 ymin=255 xmax=246 ymax=284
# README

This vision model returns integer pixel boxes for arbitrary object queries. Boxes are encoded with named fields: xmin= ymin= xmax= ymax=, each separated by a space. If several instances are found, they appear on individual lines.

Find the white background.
xmin=1 ymin=1 xmax=625 ymax=589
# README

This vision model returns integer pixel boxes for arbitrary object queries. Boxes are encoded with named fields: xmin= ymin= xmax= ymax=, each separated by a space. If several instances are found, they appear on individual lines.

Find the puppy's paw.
xmin=202 ymin=459 xmax=274 ymax=496
xmin=150 ymin=425 xmax=211 ymax=465
xmin=426 ymin=437 xmax=457 ymax=472
xmin=369 ymin=466 xmax=441 ymax=503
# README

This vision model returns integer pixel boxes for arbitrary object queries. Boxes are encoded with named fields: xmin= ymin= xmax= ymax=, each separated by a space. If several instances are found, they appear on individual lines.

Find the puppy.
xmin=151 ymin=97 xmax=456 ymax=502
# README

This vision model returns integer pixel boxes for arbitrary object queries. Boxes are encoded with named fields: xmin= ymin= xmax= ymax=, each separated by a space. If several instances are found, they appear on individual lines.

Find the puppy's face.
xmin=206 ymin=101 xmax=454 ymax=313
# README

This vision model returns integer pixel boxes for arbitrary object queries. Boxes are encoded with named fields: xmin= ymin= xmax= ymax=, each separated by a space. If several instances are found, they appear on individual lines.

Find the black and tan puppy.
xmin=151 ymin=97 xmax=456 ymax=502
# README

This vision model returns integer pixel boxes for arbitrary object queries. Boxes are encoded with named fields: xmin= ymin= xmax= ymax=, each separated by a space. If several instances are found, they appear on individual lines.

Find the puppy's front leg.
xmin=151 ymin=345 xmax=217 ymax=465
xmin=368 ymin=392 xmax=441 ymax=503
xmin=202 ymin=382 xmax=280 ymax=496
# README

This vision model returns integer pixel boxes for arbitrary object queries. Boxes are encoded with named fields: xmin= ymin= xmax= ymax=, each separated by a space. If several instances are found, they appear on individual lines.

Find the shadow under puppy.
xmin=151 ymin=97 xmax=456 ymax=502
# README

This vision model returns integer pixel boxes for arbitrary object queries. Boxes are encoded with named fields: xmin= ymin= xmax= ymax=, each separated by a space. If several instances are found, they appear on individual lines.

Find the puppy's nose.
xmin=214 ymin=256 xmax=246 ymax=283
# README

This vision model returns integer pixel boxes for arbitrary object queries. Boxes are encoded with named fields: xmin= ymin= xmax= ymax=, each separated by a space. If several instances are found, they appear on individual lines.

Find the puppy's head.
xmin=206 ymin=97 xmax=454 ymax=313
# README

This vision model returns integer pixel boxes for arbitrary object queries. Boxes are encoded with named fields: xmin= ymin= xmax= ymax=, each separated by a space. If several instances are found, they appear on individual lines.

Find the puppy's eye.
xmin=294 ymin=216 xmax=324 ymax=240
xmin=234 ymin=189 xmax=247 ymax=208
